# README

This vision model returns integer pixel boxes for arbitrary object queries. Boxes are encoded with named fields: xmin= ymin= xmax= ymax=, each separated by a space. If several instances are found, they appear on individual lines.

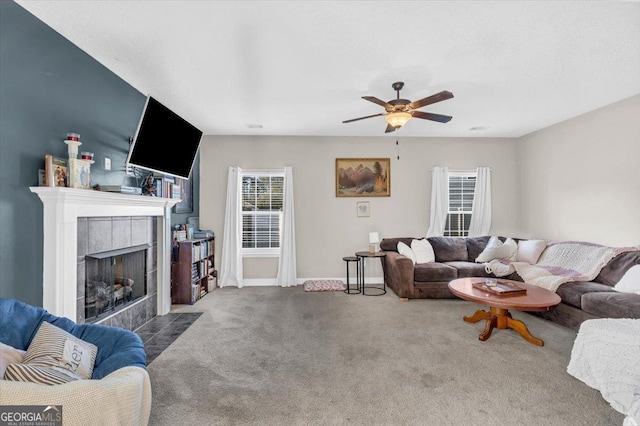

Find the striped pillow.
xmin=22 ymin=321 xmax=98 ymax=380
xmin=4 ymin=363 xmax=80 ymax=385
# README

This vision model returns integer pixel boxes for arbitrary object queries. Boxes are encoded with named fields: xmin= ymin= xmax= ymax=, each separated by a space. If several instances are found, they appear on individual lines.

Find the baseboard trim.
xmin=240 ymin=276 xmax=385 ymax=287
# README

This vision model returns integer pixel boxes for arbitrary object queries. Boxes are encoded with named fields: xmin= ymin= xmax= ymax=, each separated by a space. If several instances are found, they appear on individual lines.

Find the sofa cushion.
xmin=380 ymin=237 xmax=414 ymax=253
xmin=397 ymin=242 xmax=416 ymax=264
xmin=613 ymin=265 xmax=640 ymax=294
xmin=556 ymin=281 xmax=617 ymax=309
xmin=516 ymin=239 xmax=548 ymax=264
xmin=444 ymin=261 xmax=493 ymax=278
xmin=595 ymin=250 xmax=640 ymax=287
xmin=581 ymin=291 xmax=640 ymax=319
xmin=465 ymin=236 xmax=491 ymax=262
xmin=476 ymin=236 xmax=517 ymax=263
xmin=414 ymin=263 xmax=457 ymax=282
xmin=411 ymin=239 xmax=435 ymax=263
xmin=428 ymin=237 xmax=468 ymax=262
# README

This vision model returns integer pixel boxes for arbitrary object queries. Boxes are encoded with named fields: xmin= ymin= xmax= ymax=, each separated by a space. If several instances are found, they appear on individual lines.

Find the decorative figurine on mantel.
xmin=142 ymin=175 xmax=157 ymax=196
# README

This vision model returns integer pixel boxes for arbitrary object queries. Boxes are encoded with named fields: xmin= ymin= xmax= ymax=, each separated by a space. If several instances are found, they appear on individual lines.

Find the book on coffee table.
xmin=472 ymin=280 xmax=527 ymax=296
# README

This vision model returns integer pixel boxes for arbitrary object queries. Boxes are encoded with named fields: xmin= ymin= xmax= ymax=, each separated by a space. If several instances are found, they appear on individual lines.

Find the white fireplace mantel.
xmin=30 ymin=187 xmax=179 ymax=320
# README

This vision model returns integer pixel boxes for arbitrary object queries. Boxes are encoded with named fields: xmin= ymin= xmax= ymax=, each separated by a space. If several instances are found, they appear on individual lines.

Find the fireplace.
xmin=30 ymin=187 xmax=179 ymax=331
xmin=85 ymin=244 xmax=149 ymax=323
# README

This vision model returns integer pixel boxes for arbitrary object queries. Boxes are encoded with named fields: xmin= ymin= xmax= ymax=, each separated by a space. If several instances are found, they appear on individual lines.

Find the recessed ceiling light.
xmin=247 ymin=124 xmax=263 ymax=129
xmin=469 ymin=126 xmax=489 ymax=131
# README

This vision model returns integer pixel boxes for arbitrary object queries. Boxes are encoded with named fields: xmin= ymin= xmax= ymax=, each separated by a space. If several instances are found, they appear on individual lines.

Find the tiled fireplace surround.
xmin=77 ymin=216 xmax=157 ymax=330
xmin=31 ymin=187 xmax=178 ymax=330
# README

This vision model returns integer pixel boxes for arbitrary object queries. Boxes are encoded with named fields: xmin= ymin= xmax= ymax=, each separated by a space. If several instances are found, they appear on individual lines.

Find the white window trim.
xmin=241 ymin=169 xmax=285 ymax=258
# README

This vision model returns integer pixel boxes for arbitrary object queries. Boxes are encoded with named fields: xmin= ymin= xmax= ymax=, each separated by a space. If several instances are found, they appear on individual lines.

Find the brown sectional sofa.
xmin=380 ymin=236 xmax=640 ymax=331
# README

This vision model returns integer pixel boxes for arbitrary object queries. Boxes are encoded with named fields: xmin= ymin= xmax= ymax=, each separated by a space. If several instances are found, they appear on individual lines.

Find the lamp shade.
xmin=369 ymin=232 xmax=380 ymax=244
xmin=384 ymin=112 xmax=412 ymax=128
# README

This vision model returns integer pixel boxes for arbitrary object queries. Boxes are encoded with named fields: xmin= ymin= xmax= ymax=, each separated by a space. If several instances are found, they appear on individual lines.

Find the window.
xmin=241 ymin=171 xmax=284 ymax=256
xmin=444 ymin=172 xmax=476 ymax=237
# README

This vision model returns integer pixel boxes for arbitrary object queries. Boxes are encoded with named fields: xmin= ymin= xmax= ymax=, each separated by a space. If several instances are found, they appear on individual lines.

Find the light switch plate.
xmin=104 ymin=157 xmax=111 ymax=170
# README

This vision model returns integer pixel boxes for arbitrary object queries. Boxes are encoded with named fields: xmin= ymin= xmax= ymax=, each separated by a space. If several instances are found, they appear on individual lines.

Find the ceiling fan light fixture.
xmin=385 ymin=111 xmax=412 ymax=128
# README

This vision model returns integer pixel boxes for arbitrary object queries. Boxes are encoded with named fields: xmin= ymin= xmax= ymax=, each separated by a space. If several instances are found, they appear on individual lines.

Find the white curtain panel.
xmin=276 ymin=166 xmax=297 ymax=287
xmin=468 ymin=166 xmax=492 ymax=237
xmin=219 ymin=166 xmax=244 ymax=288
xmin=426 ymin=166 xmax=449 ymax=237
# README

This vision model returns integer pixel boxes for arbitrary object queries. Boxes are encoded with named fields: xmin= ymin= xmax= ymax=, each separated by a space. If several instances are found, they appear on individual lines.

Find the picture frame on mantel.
xmin=335 ymin=158 xmax=390 ymax=197
xmin=174 ymin=176 xmax=193 ymax=214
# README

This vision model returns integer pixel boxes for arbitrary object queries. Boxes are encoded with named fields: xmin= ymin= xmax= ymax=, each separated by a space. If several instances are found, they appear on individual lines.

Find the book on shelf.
xmin=44 ymin=154 xmax=68 ymax=187
xmin=172 ymin=229 xmax=187 ymax=242
xmin=472 ymin=280 xmax=527 ymax=296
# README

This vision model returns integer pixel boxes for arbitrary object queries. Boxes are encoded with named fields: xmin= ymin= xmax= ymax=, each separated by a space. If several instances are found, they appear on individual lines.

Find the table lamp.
xmin=369 ymin=232 xmax=380 ymax=253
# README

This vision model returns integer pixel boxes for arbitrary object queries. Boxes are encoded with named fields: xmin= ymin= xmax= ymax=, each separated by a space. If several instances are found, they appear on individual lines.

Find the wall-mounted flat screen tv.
xmin=126 ymin=96 xmax=203 ymax=180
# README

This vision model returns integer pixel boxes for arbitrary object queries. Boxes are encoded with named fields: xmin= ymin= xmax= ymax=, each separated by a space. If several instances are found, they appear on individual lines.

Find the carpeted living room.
xmin=1 ymin=1 xmax=639 ymax=426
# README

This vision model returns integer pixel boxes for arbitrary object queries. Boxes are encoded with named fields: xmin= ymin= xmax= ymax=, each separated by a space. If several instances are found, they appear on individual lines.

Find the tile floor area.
xmin=135 ymin=312 xmax=202 ymax=364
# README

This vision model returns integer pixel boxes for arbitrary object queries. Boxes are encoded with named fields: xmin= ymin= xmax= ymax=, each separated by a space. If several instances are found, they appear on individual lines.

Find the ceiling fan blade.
xmin=385 ymin=124 xmax=396 ymax=133
xmin=412 ymin=110 xmax=453 ymax=123
xmin=409 ymin=91 xmax=454 ymax=110
xmin=362 ymin=96 xmax=392 ymax=109
xmin=342 ymin=113 xmax=385 ymax=124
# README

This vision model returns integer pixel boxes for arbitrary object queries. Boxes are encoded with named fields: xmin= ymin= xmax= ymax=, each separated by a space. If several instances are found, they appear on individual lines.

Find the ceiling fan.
xmin=343 ymin=82 xmax=454 ymax=133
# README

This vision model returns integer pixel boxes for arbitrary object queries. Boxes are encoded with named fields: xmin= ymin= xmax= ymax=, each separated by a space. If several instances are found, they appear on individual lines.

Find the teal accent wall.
xmin=0 ymin=1 xmax=200 ymax=306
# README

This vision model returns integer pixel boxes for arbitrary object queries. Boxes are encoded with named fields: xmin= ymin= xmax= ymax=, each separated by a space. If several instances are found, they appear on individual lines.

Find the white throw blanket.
xmin=485 ymin=241 xmax=636 ymax=292
xmin=567 ymin=319 xmax=640 ymax=426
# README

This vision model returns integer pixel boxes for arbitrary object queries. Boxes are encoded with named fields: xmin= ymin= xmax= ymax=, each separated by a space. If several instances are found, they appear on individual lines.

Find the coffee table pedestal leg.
xmin=463 ymin=307 xmax=544 ymax=346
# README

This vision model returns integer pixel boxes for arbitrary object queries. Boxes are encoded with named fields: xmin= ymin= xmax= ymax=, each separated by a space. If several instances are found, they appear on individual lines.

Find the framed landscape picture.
xmin=335 ymin=158 xmax=390 ymax=197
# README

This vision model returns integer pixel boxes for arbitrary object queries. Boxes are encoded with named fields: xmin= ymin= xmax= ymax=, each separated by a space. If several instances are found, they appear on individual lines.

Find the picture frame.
xmin=174 ymin=176 xmax=193 ymax=214
xmin=357 ymin=201 xmax=370 ymax=217
xmin=336 ymin=158 xmax=390 ymax=197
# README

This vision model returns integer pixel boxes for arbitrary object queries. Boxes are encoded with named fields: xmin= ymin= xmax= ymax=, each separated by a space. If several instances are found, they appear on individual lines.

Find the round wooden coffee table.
xmin=448 ymin=277 xmax=561 ymax=346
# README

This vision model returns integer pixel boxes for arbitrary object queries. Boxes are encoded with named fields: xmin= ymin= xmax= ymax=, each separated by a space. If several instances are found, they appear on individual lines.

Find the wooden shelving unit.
xmin=171 ymin=237 xmax=216 ymax=305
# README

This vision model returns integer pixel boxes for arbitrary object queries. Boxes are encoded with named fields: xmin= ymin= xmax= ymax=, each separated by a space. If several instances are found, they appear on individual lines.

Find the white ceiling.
xmin=15 ymin=1 xmax=640 ymax=138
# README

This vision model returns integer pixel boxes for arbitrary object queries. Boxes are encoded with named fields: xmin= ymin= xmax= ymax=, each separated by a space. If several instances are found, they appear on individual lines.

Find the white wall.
xmin=517 ymin=94 xmax=640 ymax=246
xmin=199 ymin=136 xmax=519 ymax=281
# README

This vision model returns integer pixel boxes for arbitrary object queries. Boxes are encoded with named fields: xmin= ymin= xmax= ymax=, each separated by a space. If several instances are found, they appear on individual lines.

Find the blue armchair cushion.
xmin=0 ymin=298 xmax=146 ymax=379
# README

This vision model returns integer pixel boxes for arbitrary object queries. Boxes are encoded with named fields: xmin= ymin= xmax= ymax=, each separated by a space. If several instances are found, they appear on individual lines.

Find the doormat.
xmin=303 ymin=280 xmax=346 ymax=292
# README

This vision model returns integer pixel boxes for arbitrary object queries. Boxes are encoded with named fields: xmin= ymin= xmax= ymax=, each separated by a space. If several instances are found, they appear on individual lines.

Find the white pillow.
xmin=0 ymin=342 xmax=26 ymax=379
xmin=411 ymin=239 xmax=435 ymax=264
xmin=476 ymin=236 xmax=517 ymax=263
xmin=613 ymin=265 xmax=640 ymax=294
xmin=516 ymin=239 xmax=548 ymax=264
xmin=397 ymin=241 xmax=416 ymax=265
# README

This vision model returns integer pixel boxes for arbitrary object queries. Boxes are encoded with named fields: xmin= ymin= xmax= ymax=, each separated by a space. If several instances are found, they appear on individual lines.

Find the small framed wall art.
xmin=357 ymin=201 xmax=370 ymax=217
xmin=336 ymin=158 xmax=390 ymax=197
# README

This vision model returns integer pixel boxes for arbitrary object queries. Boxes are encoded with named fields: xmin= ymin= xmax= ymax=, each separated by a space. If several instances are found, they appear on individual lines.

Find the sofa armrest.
xmin=0 ymin=366 xmax=151 ymax=426
xmin=383 ymin=251 xmax=415 ymax=298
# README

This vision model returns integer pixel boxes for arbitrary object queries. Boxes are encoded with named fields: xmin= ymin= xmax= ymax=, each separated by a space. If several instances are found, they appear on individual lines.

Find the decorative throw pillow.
xmin=22 ymin=321 xmax=98 ymax=380
xmin=4 ymin=363 xmax=80 ymax=385
xmin=475 ymin=236 xmax=517 ymax=263
xmin=516 ymin=239 xmax=548 ymax=264
xmin=397 ymin=241 xmax=416 ymax=265
xmin=411 ymin=239 xmax=435 ymax=264
xmin=613 ymin=265 xmax=640 ymax=295
xmin=0 ymin=342 xmax=26 ymax=379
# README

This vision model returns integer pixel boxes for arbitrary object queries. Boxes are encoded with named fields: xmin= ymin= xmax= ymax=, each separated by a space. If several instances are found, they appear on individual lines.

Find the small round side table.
xmin=355 ymin=251 xmax=387 ymax=296
xmin=342 ymin=256 xmax=361 ymax=294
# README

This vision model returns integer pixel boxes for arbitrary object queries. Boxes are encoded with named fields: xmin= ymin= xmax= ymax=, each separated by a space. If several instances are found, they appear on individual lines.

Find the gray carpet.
xmin=147 ymin=287 xmax=623 ymax=426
